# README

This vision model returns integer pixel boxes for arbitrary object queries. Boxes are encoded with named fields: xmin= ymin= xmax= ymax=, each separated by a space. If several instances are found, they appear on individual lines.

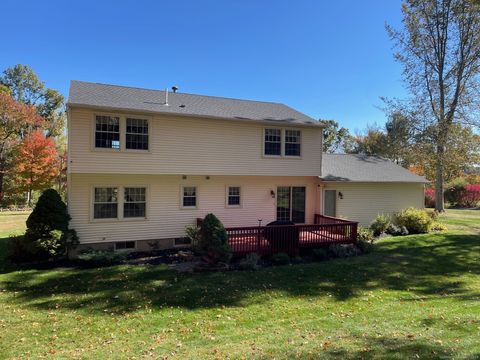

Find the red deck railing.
xmin=197 ymin=215 xmax=358 ymax=257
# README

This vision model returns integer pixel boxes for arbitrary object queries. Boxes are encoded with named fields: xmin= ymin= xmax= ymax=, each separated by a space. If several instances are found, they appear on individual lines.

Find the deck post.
xmin=351 ymin=223 xmax=358 ymax=242
xmin=257 ymin=226 xmax=262 ymax=253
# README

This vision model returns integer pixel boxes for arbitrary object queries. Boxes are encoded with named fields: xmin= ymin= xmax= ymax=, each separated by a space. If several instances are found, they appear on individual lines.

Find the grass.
xmin=0 ymin=210 xmax=479 ymax=359
xmin=0 ymin=211 xmax=29 ymax=268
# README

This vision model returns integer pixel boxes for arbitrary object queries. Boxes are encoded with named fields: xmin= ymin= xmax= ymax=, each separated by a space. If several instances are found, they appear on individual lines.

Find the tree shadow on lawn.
xmin=258 ymin=335 xmax=458 ymax=360
xmin=1 ymin=233 xmax=479 ymax=313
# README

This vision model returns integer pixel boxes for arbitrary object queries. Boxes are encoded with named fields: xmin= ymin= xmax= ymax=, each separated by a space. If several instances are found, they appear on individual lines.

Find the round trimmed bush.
xmin=393 ymin=208 xmax=433 ymax=234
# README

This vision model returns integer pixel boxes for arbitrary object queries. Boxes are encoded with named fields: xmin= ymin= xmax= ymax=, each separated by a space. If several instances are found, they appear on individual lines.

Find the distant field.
xmin=0 ymin=211 xmax=29 ymax=238
xmin=439 ymin=209 xmax=480 ymax=233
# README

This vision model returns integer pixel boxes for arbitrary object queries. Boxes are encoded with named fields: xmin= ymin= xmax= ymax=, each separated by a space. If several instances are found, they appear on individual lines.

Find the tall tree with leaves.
xmin=411 ymin=123 xmax=480 ymax=182
xmin=0 ymin=64 xmax=65 ymax=137
xmin=11 ymin=130 xmax=59 ymax=206
xmin=387 ymin=0 xmax=480 ymax=211
xmin=320 ymin=120 xmax=356 ymax=153
xmin=0 ymin=93 xmax=43 ymax=203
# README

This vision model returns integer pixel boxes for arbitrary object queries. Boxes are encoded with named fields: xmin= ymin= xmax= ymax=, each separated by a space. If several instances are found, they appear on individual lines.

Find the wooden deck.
xmin=224 ymin=215 xmax=358 ymax=256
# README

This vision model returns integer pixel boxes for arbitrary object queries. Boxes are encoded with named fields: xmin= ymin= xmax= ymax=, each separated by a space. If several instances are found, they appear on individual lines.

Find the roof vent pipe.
xmin=164 ymin=88 xmax=169 ymax=105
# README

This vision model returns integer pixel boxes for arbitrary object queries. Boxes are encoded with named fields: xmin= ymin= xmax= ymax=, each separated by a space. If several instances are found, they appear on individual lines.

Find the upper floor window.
xmin=124 ymin=187 xmax=146 ymax=218
xmin=227 ymin=186 xmax=241 ymax=207
xmin=285 ymin=130 xmax=301 ymax=156
xmin=264 ymin=128 xmax=302 ymax=157
xmin=264 ymin=128 xmax=281 ymax=156
xmin=93 ymin=187 xmax=118 ymax=219
xmin=182 ymin=186 xmax=197 ymax=208
xmin=126 ymin=118 xmax=149 ymax=150
xmin=95 ymin=115 xmax=120 ymax=149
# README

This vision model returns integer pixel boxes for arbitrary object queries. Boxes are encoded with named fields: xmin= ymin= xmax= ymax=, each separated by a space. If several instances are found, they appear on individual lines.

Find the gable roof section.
xmin=321 ymin=154 xmax=427 ymax=183
xmin=68 ymin=81 xmax=320 ymax=127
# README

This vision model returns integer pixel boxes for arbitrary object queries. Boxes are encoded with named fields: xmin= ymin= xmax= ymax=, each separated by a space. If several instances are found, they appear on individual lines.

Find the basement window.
xmin=115 ymin=241 xmax=136 ymax=251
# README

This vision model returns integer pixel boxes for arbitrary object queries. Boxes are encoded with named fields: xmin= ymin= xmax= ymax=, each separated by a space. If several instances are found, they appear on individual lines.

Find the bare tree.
xmin=387 ymin=0 xmax=480 ymax=211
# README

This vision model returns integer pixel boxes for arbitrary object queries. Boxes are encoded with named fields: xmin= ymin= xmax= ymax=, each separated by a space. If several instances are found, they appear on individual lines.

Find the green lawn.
xmin=0 ymin=211 xmax=29 ymax=268
xmin=0 ymin=210 xmax=479 ymax=359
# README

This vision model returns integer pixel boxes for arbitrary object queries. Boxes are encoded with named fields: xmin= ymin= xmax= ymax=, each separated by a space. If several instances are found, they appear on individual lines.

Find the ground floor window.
xmin=276 ymin=186 xmax=306 ymax=223
xmin=93 ymin=187 xmax=118 ymax=219
xmin=182 ymin=186 xmax=197 ymax=208
xmin=124 ymin=187 xmax=146 ymax=218
xmin=227 ymin=186 xmax=241 ymax=207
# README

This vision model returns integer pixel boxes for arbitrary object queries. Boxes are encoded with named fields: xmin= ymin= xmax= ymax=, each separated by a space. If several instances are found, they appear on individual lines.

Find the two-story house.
xmin=67 ymin=81 xmax=426 ymax=252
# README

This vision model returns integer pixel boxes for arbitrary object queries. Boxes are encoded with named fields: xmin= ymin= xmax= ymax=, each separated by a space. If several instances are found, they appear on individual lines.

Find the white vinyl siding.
xmin=70 ymin=174 xmax=318 ymax=245
xmin=69 ymin=108 xmax=322 ymax=176
xmin=322 ymin=182 xmax=425 ymax=226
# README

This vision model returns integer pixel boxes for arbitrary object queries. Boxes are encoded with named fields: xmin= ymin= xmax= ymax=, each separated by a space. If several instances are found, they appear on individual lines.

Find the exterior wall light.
xmin=270 ymin=190 xmax=276 ymax=198
xmin=338 ymin=192 xmax=343 ymax=199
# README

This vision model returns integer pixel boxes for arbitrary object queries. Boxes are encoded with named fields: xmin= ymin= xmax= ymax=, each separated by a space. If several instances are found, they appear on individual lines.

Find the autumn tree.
xmin=352 ymin=126 xmax=389 ymax=157
xmin=0 ymin=93 xmax=43 ymax=204
xmin=320 ymin=120 xmax=356 ymax=153
xmin=387 ymin=0 xmax=480 ymax=211
xmin=0 ymin=64 xmax=65 ymax=137
xmin=411 ymin=123 xmax=480 ymax=182
xmin=11 ymin=130 xmax=59 ymax=206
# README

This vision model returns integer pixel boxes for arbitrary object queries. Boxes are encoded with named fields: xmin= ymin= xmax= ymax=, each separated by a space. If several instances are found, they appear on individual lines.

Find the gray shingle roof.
xmin=68 ymin=81 xmax=320 ymax=127
xmin=321 ymin=154 xmax=427 ymax=183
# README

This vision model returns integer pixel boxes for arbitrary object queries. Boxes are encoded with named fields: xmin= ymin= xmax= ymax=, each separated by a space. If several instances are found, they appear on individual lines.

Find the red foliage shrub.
xmin=462 ymin=184 xmax=480 ymax=208
xmin=425 ymin=188 xmax=435 ymax=208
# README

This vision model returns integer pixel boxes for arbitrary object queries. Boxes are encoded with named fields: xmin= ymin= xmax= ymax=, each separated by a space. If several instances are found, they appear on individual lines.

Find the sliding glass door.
xmin=276 ymin=186 xmax=306 ymax=223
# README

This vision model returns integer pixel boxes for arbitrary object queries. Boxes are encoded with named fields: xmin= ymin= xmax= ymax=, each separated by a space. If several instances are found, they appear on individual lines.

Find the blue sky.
xmin=2 ymin=0 xmax=406 ymax=132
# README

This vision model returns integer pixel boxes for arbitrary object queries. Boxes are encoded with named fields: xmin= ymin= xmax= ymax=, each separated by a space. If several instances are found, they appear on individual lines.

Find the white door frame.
xmin=323 ymin=188 xmax=337 ymax=217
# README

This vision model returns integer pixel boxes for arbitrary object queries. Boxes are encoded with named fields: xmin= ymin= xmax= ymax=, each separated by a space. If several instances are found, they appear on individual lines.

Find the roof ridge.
xmin=70 ymin=80 xmax=285 ymax=107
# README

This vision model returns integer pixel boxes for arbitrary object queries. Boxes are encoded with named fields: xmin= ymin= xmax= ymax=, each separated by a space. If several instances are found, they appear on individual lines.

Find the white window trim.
xmin=262 ymin=127 xmax=283 ymax=157
xmin=284 ymin=129 xmax=302 ymax=158
xmin=124 ymin=116 xmax=151 ymax=153
xmin=225 ymin=185 xmax=242 ymax=208
xmin=180 ymin=185 xmax=198 ymax=209
xmin=322 ymin=188 xmax=337 ymax=217
xmin=91 ymin=186 xmax=120 ymax=222
xmin=90 ymin=185 xmax=149 ymax=222
xmin=275 ymin=185 xmax=308 ymax=224
xmin=92 ymin=113 xmax=122 ymax=152
xmin=123 ymin=186 xmax=149 ymax=220
xmin=262 ymin=127 xmax=302 ymax=158
xmin=114 ymin=241 xmax=137 ymax=252
xmin=91 ymin=113 xmax=152 ymax=153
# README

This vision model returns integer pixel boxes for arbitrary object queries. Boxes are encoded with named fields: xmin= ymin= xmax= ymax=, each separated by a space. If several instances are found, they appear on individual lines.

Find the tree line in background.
xmin=0 ymin=64 xmax=67 ymax=207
